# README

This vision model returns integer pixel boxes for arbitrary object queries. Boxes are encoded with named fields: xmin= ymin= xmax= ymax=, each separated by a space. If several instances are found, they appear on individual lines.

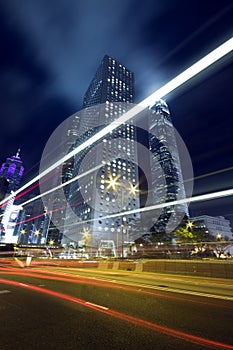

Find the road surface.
xmin=0 ymin=265 xmax=232 ymax=349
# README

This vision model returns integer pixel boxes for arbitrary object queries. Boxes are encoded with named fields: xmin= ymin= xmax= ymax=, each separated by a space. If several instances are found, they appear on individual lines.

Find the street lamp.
xmin=19 ymin=229 xmax=26 ymax=244
xmin=186 ymin=221 xmax=193 ymax=230
xmin=216 ymin=233 xmax=222 ymax=241
xmin=34 ymin=229 xmax=41 ymax=244
xmin=104 ymin=174 xmax=140 ymax=258
xmin=104 ymin=173 xmax=121 ymax=192
xmin=81 ymin=227 xmax=91 ymax=256
xmin=81 ymin=227 xmax=91 ymax=242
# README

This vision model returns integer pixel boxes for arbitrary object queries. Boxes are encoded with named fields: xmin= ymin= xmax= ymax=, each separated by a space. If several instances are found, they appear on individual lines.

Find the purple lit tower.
xmin=0 ymin=149 xmax=24 ymax=193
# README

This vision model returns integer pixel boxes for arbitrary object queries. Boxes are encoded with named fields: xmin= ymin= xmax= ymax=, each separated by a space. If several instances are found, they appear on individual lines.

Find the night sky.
xmin=0 ymin=1 xmax=233 ymax=221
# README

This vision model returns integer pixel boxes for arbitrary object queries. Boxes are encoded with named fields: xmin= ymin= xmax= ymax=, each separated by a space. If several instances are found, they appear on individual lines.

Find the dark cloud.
xmin=1 ymin=0 xmax=178 ymax=104
xmin=169 ymin=59 xmax=233 ymax=170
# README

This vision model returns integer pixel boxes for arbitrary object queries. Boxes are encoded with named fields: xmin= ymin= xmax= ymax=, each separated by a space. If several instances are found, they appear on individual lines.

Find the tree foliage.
xmin=173 ymin=215 xmax=211 ymax=243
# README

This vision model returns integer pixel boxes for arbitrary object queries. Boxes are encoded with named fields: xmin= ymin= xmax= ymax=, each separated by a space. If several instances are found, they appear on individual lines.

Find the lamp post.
xmin=19 ymin=229 xmax=26 ymax=244
xmin=216 ymin=233 xmax=223 ymax=258
xmin=216 ymin=233 xmax=222 ymax=241
xmin=104 ymin=174 xmax=139 ymax=259
xmin=186 ymin=221 xmax=193 ymax=230
xmin=81 ymin=227 xmax=91 ymax=257
xmin=34 ymin=229 xmax=41 ymax=244
xmin=49 ymin=239 xmax=54 ymax=246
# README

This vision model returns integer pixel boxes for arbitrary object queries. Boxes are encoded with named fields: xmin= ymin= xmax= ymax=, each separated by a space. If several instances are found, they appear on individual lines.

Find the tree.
xmin=172 ymin=215 xmax=210 ymax=244
xmin=174 ymin=227 xmax=194 ymax=243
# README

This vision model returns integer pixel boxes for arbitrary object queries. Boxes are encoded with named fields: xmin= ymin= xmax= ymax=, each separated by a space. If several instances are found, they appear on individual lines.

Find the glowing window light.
xmin=0 ymin=37 xmax=232 ymax=207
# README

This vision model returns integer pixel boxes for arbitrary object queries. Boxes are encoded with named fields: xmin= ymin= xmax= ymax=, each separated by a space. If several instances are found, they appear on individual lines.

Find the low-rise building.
xmin=191 ymin=215 xmax=233 ymax=240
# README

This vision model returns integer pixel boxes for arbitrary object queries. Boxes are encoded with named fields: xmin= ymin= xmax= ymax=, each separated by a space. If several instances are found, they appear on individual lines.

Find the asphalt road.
xmin=0 ymin=266 xmax=232 ymax=350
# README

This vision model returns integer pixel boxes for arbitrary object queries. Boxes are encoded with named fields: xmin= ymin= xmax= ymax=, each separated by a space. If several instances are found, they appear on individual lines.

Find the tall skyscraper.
xmin=61 ymin=55 xmax=190 ymax=255
xmin=46 ymin=114 xmax=81 ymax=245
xmin=0 ymin=149 xmax=24 ymax=193
xmin=62 ymin=55 xmax=140 ymax=255
xmin=148 ymin=100 xmax=189 ymax=234
xmin=83 ymin=55 xmax=134 ymax=108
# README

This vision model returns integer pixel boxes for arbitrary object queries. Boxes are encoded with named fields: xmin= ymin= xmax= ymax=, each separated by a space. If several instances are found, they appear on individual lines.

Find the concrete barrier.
xmin=30 ymin=258 xmax=233 ymax=279
xmin=100 ymin=259 xmax=233 ymax=279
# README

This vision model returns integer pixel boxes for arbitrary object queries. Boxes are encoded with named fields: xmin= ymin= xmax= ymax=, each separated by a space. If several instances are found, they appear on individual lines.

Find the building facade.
xmin=83 ymin=55 xmax=134 ymax=108
xmin=62 ymin=55 xmax=140 ymax=254
xmin=14 ymin=196 xmax=51 ymax=245
xmin=191 ymin=215 xmax=233 ymax=240
xmin=0 ymin=150 xmax=24 ymax=243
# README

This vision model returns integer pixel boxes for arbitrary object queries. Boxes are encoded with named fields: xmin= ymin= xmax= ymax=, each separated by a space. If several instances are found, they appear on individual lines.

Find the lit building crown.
xmin=0 ymin=148 xmax=24 ymax=193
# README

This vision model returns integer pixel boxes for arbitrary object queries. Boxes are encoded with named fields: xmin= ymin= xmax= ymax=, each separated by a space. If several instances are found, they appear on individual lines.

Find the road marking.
xmin=0 ymin=277 xmax=232 ymax=350
xmin=11 ymin=268 xmax=233 ymax=301
xmin=0 ymin=290 xmax=11 ymax=294
xmin=92 ymin=277 xmax=233 ymax=301
xmin=127 ymin=282 xmax=233 ymax=301
xmin=57 ymin=271 xmax=233 ymax=301
xmin=76 ymin=274 xmax=233 ymax=301
xmin=85 ymin=301 xmax=109 ymax=310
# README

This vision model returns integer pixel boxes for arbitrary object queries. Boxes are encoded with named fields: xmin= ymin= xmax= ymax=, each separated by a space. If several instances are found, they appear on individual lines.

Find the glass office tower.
xmin=148 ymin=99 xmax=189 ymax=233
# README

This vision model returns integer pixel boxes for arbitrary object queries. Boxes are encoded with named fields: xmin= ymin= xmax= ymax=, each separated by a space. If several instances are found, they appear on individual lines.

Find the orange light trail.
xmin=0 ymin=277 xmax=232 ymax=349
xmin=0 ymin=268 xmax=231 ymax=309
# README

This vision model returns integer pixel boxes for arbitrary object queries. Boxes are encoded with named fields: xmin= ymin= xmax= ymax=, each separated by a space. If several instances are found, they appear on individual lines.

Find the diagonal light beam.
xmin=1 ymin=37 xmax=232 ymax=207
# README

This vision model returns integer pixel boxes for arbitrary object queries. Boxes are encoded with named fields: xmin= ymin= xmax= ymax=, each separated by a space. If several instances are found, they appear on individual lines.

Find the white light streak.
xmin=21 ymin=163 xmax=103 ymax=207
xmin=1 ymin=37 xmax=232 ymax=207
xmin=139 ymin=37 xmax=233 ymax=108
xmin=54 ymin=187 xmax=233 ymax=229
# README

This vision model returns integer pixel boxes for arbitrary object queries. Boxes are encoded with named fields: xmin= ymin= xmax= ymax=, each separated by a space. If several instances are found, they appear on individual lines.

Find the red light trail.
xmin=0 ymin=158 xmax=73 ymax=210
xmin=1 ymin=267 xmax=232 ymax=308
xmin=15 ymin=198 xmax=83 ymax=226
xmin=0 ymin=276 xmax=232 ymax=349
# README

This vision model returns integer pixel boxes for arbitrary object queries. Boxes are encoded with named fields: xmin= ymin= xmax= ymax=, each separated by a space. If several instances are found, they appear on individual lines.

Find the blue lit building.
xmin=0 ymin=149 xmax=24 ymax=193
